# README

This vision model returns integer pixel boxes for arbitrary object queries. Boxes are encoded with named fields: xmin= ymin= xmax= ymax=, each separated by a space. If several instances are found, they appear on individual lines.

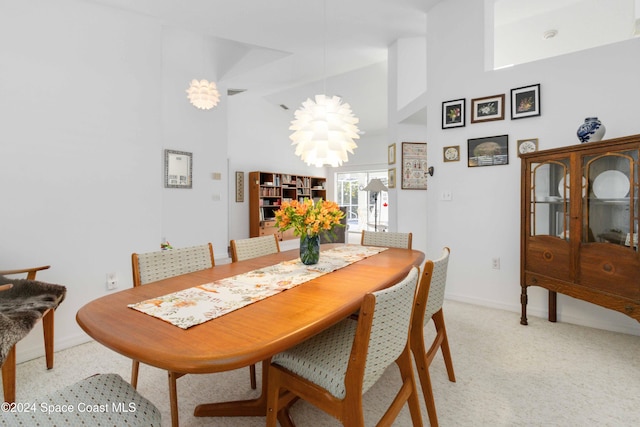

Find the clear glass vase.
xmin=300 ymin=235 xmax=320 ymax=265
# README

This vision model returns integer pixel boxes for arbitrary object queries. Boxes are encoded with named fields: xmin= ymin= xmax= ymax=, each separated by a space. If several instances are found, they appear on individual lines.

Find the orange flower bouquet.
xmin=275 ymin=199 xmax=344 ymax=238
xmin=275 ymin=199 xmax=344 ymax=264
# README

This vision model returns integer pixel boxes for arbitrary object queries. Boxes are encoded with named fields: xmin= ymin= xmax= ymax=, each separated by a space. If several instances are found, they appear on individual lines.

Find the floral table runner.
xmin=128 ymin=245 xmax=387 ymax=329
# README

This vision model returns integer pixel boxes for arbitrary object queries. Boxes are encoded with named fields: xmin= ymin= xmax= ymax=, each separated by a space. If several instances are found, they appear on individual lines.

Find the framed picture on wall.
xmin=401 ymin=142 xmax=428 ymax=190
xmin=443 ymin=145 xmax=460 ymax=162
xmin=467 ymin=135 xmax=509 ymax=167
xmin=388 ymin=168 xmax=396 ymax=188
xmin=164 ymin=149 xmax=193 ymax=188
xmin=470 ymin=94 xmax=505 ymax=123
xmin=235 ymin=171 xmax=244 ymax=202
xmin=388 ymin=143 xmax=396 ymax=164
xmin=511 ymin=84 xmax=541 ymax=119
xmin=442 ymin=98 xmax=465 ymax=129
xmin=517 ymin=138 xmax=539 ymax=156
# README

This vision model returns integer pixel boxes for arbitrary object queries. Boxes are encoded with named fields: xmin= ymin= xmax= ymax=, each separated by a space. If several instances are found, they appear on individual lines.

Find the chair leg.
xmin=131 ymin=360 xmax=140 ymax=389
xmin=277 ymin=404 xmax=296 ymax=427
xmin=42 ymin=309 xmax=55 ymax=369
xmin=2 ymin=345 xmax=16 ymax=403
xmin=379 ymin=350 xmax=422 ymax=427
xmin=413 ymin=334 xmax=439 ymax=427
xmin=433 ymin=310 xmax=456 ymax=382
xmin=414 ymin=351 xmax=438 ymax=427
xmin=250 ymin=363 xmax=257 ymax=389
xmin=402 ymin=356 xmax=423 ymax=427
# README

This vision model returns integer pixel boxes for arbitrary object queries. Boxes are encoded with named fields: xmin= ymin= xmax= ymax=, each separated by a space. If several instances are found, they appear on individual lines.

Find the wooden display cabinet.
xmin=520 ymin=134 xmax=640 ymax=324
xmin=249 ymin=171 xmax=327 ymax=241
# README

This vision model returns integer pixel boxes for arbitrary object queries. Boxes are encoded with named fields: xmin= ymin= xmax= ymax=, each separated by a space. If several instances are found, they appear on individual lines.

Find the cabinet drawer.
xmin=579 ymin=244 xmax=640 ymax=300
xmin=525 ymin=236 xmax=573 ymax=282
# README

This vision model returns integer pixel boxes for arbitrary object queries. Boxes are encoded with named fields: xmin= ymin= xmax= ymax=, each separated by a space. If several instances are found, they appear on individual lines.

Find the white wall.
xmin=422 ymin=0 xmax=640 ymax=335
xmin=396 ymin=37 xmax=427 ymax=110
xmin=0 ymin=0 xmax=233 ymax=363
xmin=160 ymin=27 xmax=230 ymax=255
xmin=387 ymin=38 xmax=430 ymax=255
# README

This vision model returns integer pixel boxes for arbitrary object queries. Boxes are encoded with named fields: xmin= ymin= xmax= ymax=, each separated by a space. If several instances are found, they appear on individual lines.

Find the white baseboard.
xmin=445 ymin=293 xmax=640 ymax=337
xmin=16 ymin=333 xmax=93 ymax=365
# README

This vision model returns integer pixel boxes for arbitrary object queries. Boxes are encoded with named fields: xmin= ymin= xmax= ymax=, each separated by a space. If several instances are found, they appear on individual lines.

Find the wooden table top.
xmin=76 ymin=245 xmax=424 ymax=375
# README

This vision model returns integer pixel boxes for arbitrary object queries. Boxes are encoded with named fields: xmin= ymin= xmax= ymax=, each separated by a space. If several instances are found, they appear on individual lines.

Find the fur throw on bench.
xmin=0 ymin=276 xmax=66 ymax=365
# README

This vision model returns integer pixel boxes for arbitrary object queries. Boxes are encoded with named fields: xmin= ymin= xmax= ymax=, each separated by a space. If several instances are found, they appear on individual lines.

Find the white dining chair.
xmin=411 ymin=247 xmax=455 ymax=426
xmin=266 ymin=267 xmax=423 ymax=426
xmin=130 ymin=243 xmax=258 ymax=425
xmin=361 ymin=230 xmax=413 ymax=249
xmin=230 ymin=234 xmax=280 ymax=263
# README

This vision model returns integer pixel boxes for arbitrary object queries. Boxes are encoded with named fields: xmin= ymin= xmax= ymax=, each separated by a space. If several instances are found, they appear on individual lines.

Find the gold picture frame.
xmin=235 ymin=171 xmax=244 ymax=202
xmin=443 ymin=145 xmax=460 ymax=162
xmin=388 ymin=143 xmax=396 ymax=165
xmin=517 ymin=138 xmax=539 ymax=156
xmin=388 ymin=168 xmax=396 ymax=188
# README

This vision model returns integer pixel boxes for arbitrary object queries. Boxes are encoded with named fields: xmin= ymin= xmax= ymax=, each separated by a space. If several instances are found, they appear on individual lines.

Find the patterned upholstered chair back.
xmin=230 ymin=234 xmax=280 ymax=263
xmin=266 ymin=267 xmax=423 ymax=426
xmin=131 ymin=243 xmax=214 ymax=287
xmin=361 ymin=230 xmax=412 ymax=249
xmin=424 ymin=247 xmax=450 ymax=321
xmin=361 ymin=266 xmax=419 ymax=393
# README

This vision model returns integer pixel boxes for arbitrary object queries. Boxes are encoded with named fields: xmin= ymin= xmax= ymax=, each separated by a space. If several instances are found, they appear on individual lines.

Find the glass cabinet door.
xmin=583 ymin=150 xmax=638 ymax=251
xmin=530 ymin=159 xmax=571 ymax=239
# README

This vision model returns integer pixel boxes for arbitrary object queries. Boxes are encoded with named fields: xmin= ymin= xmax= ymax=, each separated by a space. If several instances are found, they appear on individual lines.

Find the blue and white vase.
xmin=577 ymin=117 xmax=606 ymax=143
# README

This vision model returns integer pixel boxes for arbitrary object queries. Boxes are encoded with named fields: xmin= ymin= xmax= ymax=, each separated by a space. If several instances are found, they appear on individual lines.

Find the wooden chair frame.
xmin=266 ymin=268 xmax=423 ymax=426
xmin=0 ymin=265 xmax=53 ymax=403
xmin=410 ymin=247 xmax=455 ymax=427
xmin=131 ymin=243 xmax=221 ymax=427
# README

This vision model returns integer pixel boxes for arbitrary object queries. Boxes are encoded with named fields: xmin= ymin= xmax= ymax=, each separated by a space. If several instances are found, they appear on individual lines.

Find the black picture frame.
xmin=442 ymin=98 xmax=465 ymax=129
xmin=511 ymin=84 xmax=541 ymax=119
xmin=467 ymin=135 xmax=509 ymax=167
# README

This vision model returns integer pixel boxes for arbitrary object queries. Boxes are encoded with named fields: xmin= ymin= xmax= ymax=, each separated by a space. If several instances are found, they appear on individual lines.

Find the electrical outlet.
xmin=492 ymin=257 xmax=500 ymax=270
xmin=106 ymin=272 xmax=118 ymax=290
xmin=440 ymin=190 xmax=453 ymax=201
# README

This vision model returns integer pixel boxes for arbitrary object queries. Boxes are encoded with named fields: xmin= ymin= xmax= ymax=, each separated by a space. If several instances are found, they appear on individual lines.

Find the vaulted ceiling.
xmin=90 ymin=0 xmax=635 ymax=135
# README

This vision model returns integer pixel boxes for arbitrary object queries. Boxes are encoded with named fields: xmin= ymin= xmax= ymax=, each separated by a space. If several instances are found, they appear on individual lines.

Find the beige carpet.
xmin=12 ymin=300 xmax=640 ymax=426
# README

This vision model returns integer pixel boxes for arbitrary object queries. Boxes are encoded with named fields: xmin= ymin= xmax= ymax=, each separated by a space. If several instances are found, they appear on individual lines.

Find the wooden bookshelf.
xmin=249 ymin=171 xmax=327 ymax=240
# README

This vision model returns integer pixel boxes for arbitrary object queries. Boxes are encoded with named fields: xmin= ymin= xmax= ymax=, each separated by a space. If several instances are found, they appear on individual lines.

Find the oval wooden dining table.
xmin=76 ymin=245 xmax=424 ymax=426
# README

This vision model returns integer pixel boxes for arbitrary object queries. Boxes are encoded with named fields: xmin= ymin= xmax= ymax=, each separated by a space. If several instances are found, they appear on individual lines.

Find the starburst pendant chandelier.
xmin=290 ymin=0 xmax=360 ymax=167
xmin=186 ymin=79 xmax=220 ymax=110
xmin=290 ymin=94 xmax=360 ymax=167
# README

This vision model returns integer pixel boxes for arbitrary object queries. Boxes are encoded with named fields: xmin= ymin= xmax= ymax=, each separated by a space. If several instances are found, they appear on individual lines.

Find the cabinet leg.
xmin=520 ymin=286 xmax=528 ymax=325
xmin=548 ymin=291 xmax=557 ymax=322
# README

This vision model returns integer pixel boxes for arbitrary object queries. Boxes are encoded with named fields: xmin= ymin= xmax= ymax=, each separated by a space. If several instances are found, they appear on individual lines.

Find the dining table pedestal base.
xmin=193 ymin=360 xmax=296 ymax=426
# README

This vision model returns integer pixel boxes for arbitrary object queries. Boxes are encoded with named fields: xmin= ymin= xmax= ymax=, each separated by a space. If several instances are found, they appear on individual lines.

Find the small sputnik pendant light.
xmin=290 ymin=94 xmax=360 ymax=167
xmin=186 ymin=79 xmax=220 ymax=110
